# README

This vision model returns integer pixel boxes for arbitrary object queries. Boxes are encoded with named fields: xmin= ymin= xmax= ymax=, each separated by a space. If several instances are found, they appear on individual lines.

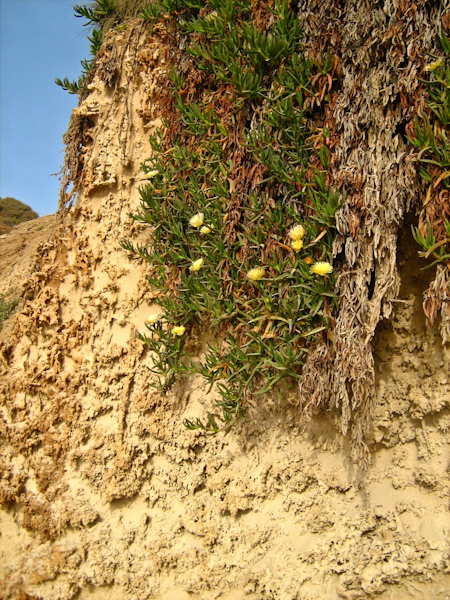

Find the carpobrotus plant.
xmin=122 ymin=0 xmax=341 ymax=432
xmin=410 ymin=35 xmax=450 ymax=270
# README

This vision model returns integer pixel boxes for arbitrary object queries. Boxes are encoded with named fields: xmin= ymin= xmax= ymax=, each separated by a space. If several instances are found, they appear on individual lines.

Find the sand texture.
xmin=0 ymin=215 xmax=56 ymax=295
xmin=1 ymin=6 xmax=450 ymax=600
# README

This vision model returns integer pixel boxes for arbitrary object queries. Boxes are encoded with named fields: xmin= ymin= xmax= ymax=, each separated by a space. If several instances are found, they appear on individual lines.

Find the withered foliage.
xmin=294 ymin=0 xmax=450 ymax=457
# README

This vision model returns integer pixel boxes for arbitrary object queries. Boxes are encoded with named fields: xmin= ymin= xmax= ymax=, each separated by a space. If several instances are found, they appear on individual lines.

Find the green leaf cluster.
xmin=409 ymin=35 xmax=450 ymax=267
xmin=184 ymin=2 xmax=300 ymax=99
xmin=123 ymin=0 xmax=340 ymax=432
xmin=412 ymin=219 xmax=450 ymax=269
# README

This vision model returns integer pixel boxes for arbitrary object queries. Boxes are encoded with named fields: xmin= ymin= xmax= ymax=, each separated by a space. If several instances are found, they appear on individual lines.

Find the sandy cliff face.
xmin=0 ymin=11 xmax=450 ymax=600
xmin=0 ymin=215 xmax=56 ymax=297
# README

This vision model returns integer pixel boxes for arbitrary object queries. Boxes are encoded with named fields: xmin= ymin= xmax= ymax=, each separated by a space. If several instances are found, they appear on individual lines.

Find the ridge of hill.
xmin=0 ymin=197 xmax=39 ymax=235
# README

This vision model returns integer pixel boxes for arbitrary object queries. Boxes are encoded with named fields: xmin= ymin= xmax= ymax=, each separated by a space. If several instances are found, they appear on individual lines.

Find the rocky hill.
xmin=0 ymin=197 xmax=39 ymax=235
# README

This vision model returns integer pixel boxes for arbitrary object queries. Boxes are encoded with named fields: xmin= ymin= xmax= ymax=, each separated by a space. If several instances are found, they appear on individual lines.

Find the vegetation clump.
xmin=121 ymin=0 xmax=341 ymax=432
xmin=410 ymin=35 xmax=450 ymax=271
xmin=0 ymin=292 xmax=19 ymax=333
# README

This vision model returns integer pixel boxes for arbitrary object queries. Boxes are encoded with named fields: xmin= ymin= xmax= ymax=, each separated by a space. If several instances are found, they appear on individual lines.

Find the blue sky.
xmin=0 ymin=0 xmax=90 ymax=216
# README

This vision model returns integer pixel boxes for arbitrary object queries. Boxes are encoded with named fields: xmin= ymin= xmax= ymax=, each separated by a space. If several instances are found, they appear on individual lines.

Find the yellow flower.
xmin=291 ymin=239 xmax=303 ymax=252
xmin=425 ymin=58 xmax=444 ymax=72
xmin=145 ymin=314 xmax=160 ymax=325
xmin=189 ymin=258 xmax=204 ymax=272
xmin=311 ymin=261 xmax=333 ymax=275
xmin=247 ymin=267 xmax=265 ymax=281
xmin=289 ymin=224 xmax=305 ymax=241
xmin=189 ymin=213 xmax=204 ymax=228
xmin=200 ymin=226 xmax=211 ymax=234
xmin=172 ymin=326 xmax=186 ymax=336
xmin=204 ymin=10 xmax=218 ymax=20
xmin=145 ymin=169 xmax=159 ymax=179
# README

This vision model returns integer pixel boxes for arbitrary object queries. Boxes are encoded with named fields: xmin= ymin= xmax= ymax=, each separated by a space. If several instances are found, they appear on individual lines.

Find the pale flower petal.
xmin=145 ymin=314 xmax=160 ymax=325
xmin=247 ymin=267 xmax=265 ymax=281
xmin=288 ymin=224 xmax=305 ymax=241
xmin=189 ymin=213 xmax=204 ymax=228
xmin=311 ymin=261 xmax=333 ymax=275
xmin=189 ymin=258 xmax=204 ymax=272
xmin=172 ymin=326 xmax=186 ymax=336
